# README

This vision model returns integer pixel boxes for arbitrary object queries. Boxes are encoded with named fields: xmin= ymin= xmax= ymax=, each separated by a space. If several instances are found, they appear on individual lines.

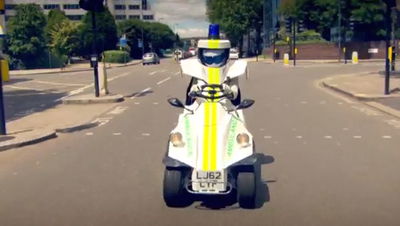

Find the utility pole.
xmin=293 ymin=19 xmax=296 ymax=66
xmin=91 ymin=12 xmax=100 ymax=97
xmin=140 ymin=0 xmax=145 ymax=57
xmin=79 ymin=0 xmax=105 ymax=98
xmin=0 ymin=0 xmax=6 ymax=135
xmin=338 ymin=0 xmax=342 ymax=62
xmin=384 ymin=0 xmax=395 ymax=95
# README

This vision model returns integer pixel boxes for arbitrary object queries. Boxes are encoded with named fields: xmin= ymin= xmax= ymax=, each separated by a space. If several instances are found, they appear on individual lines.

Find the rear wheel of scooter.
xmin=237 ymin=172 xmax=257 ymax=209
xmin=163 ymin=168 xmax=192 ymax=208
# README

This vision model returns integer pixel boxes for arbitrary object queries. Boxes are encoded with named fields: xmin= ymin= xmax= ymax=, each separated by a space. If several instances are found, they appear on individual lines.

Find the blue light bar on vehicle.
xmin=208 ymin=24 xmax=220 ymax=40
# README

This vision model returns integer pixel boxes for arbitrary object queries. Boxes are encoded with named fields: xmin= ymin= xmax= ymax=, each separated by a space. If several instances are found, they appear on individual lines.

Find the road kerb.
xmin=0 ymin=130 xmax=57 ymax=152
xmin=62 ymin=94 xmax=124 ymax=105
xmin=365 ymin=102 xmax=400 ymax=119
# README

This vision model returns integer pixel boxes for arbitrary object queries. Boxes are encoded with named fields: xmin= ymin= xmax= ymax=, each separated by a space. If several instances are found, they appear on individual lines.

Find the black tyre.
xmin=163 ymin=168 xmax=192 ymax=208
xmin=237 ymin=172 xmax=257 ymax=209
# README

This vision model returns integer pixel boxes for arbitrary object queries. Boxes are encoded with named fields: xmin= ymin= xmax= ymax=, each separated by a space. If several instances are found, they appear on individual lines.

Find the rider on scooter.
xmin=186 ymin=24 xmax=241 ymax=105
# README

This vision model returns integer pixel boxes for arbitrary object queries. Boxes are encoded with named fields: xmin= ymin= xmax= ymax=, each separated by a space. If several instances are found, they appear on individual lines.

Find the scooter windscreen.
xmin=198 ymin=48 xmax=229 ymax=68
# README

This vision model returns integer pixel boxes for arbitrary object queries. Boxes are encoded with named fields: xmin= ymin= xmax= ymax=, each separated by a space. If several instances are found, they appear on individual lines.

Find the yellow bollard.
xmin=1 ymin=60 xmax=9 ymax=82
xmin=283 ymin=53 xmax=290 ymax=66
xmin=388 ymin=46 xmax=393 ymax=63
xmin=352 ymin=51 xmax=358 ymax=64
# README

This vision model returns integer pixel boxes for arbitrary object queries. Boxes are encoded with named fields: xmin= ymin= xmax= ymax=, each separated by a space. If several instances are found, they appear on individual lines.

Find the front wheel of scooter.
xmin=163 ymin=168 xmax=192 ymax=208
xmin=237 ymin=172 xmax=257 ymax=209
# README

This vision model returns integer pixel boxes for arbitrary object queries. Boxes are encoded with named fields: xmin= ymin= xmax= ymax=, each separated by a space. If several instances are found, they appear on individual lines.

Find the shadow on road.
xmin=196 ymin=153 xmax=275 ymax=210
xmin=5 ymin=78 xmax=33 ymax=85
xmin=125 ymin=90 xmax=154 ymax=98
xmin=4 ymin=89 xmax=66 ymax=122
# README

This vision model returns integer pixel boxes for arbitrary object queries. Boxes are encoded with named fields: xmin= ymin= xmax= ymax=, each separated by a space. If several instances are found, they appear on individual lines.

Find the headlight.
xmin=170 ymin=132 xmax=185 ymax=147
xmin=236 ymin=133 xmax=250 ymax=148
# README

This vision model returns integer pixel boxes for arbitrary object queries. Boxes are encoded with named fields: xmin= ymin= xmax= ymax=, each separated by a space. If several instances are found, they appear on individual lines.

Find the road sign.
xmin=120 ymin=38 xmax=127 ymax=47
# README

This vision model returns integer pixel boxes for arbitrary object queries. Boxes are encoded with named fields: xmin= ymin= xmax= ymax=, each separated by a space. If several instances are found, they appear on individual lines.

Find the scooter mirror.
xmin=237 ymin=99 xmax=255 ymax=110
xmin=167 ymin=98 xmax=185 ymax=108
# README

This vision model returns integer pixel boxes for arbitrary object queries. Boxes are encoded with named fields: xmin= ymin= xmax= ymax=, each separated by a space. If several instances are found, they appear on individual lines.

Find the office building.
xmin=4 ymin=0 xmax=155 ymax=21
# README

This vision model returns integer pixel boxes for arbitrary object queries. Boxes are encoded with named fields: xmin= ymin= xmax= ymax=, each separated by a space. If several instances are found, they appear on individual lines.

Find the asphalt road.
xmin=1 ymin=59 xmax=400 ymax=226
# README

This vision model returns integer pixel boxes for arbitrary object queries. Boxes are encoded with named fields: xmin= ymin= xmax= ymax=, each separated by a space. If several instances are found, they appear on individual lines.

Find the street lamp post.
xmin=91 ymin=12 xmax=100 ymax=97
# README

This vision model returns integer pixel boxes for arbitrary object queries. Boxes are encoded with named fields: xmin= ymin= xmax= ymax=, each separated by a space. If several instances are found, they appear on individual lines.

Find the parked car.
xmin=229 ymin=48 xmax=239 ymax=60
xmin=142 ymin=52 xmax=160 ymax=65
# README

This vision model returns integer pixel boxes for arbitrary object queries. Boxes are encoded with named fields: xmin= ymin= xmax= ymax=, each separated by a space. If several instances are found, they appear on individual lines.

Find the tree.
xmin=45 ymin=9 xmax=68 ymax=39
xmin=78 ymin=7 xmax=118 ymax=56
xmin=118 ymin=19 xmax=175 ymax=58
xmin=6 ymin=3 xmax=47 ymax=68
xmin=279 ymin=0 xmax=387 ymax=41
xmin=206 ymin=0 xmax=263 ymax=55
xmin=50 ymin=20 xmax=80 ymax=63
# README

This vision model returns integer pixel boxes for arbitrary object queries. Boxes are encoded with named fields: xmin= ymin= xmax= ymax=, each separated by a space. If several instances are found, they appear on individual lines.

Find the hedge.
xmin=103 ymin=50 xmax=130 ymax=63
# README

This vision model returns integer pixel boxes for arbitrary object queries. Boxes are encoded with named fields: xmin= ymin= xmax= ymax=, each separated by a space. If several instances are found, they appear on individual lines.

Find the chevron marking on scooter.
xmin=203 ymin=67 xmax=221 ymax=171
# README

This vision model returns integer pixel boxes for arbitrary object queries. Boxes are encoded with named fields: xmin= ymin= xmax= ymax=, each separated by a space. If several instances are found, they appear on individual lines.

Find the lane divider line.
xmin=156 ymin=77 xmax=171 ymax=85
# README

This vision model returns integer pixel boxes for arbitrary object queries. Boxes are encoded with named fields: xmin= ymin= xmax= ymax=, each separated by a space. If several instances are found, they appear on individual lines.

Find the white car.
xmin=229 ymin=48 xmax=239 ymax=59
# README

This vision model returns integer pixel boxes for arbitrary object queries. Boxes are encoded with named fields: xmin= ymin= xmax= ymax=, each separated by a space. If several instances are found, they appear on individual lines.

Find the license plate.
xmin=191 ymin=170 xmax=227 ymax=193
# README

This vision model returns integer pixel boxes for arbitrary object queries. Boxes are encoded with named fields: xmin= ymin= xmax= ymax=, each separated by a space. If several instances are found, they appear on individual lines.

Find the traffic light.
xmin=349 ymin=17 xmax=355 ymax=31
xmin=298 ymin=20 xmax=305 ymax=33
xmin=79 ymin=0 xmax=105 ymax=12
xmin=285 ymin=18 xmax=292 ymax=33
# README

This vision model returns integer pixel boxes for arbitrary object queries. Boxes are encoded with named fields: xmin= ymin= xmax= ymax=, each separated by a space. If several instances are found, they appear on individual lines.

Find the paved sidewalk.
xmin=322 ymin=71 xmax=400 ymax=118
xmin=0 ymin=100 xmax=119 ymax=151
xmin=10 ymin=60 xmax=142 ymax=76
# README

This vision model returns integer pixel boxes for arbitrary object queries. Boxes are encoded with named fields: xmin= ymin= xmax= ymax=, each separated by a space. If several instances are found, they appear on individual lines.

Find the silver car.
xmin=142 ymin=52 xmax=160 ymax=65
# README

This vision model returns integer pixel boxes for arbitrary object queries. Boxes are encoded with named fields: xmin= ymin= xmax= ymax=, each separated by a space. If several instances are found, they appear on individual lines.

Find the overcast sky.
xmin=148 ymin=0 xmax=209 ymax=38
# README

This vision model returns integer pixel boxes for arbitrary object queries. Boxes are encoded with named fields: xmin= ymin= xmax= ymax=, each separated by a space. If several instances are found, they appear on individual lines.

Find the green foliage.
xmin=206 ymin=0 xmax=263 ymax=48
xmin=6 ymin=3 xmax=47 ymax=68
xmin=103 ymin=50 xmax=130 ymax=63
xmin=45 ymin=9 xmax=68 ymax=39
xmin=49 ymin=20 xmax=80 ymax=58
xmin=279 ymin=0 xmax=387 ymax=41
xmin=78 ymin=8 xmax=118 ymax=56
xmin=118 ymin=19 xmax=175 ymax=59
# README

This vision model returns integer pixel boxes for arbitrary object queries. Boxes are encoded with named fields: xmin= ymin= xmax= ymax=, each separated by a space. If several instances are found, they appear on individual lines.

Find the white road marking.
xmin=142 ymin=133 xmax=151 ymax=136
xmin=109 ymin=72 xmax=131 ymax=81
xmin=6 ymin=85 xmax=46 ymax=91
xmin=36 ymin=161 xmax=40 ymax=166
xmin=384 ymin=119 xmax=400 ymax=129
xmin=134 ymin=102 xmax=140 ymax=105
xmin=157 ymin=76 xmax=171 ymax=85
xmin=55 ymin=71 xmax=133 ymax=103
xmin=108 ymin=106 xmax=128 ymax=115
xmin=320 ymin=101 xmax=327 ymax=104
xmin=91 ymin=117 xmax=112 ymax=127
xmin=324 ymin=136 xmax=333 ymax=139
xmin=353 ymin=136 xmax=362 ymax=139
xmin=259 ymin=128 xmax=265 ymax=131
xmin=300 ymin=101 xmax=308 ymax=104
xmin=33 ymin=80 xmax=85 ymax=87
xmin=296 ymin=136 xmax=303 ymax=139
xmin=130 ymin=87 xmax=152 ymax=100
xmin=153 ymin=102 xmax=159 ymax=105
xmin=382 ymin=135 xmax=392 ymax=139
xmin=149 ymin=70 xmax=160 ymax=75
xmin=113 ymin=132 xmax=122 ymax=136
xmin=343 ymin=128 xmax=349 ymax=131
xmin=175 ymin=72 xmax=180 ymax=75
xmin=85 ymin=132 xmax=94 ymax=136
xmin=264 ymin=136 xmax=272 ymax=139
xmin=351 ymin=105 xmax=381 ymax=116
xmin=337 ymin=102 xmax=343 ymax=105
